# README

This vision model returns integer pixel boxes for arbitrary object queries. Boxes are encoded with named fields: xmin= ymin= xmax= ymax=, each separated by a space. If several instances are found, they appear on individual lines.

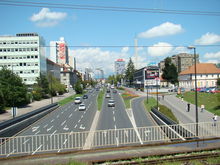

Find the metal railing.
xmin=0 ymin=122 xmax=219 ymax=157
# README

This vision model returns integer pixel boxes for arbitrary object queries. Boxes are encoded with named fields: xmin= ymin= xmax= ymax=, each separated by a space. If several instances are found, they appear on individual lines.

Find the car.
xmin=106 ymin=94 xmax=111 ymax=98
xmin=210 ymin=88 xmax=220 ymax=93
xmin=74 ymin=97 xmax=82 ymax=104
xmin=83 ymin=94 xmax=88 ymax=99
xmin=113 ymin=90 xmax=117 ymax=93
xmin=78 ymin=103 xmax=86 ymax=111
xmin=108 ymin=99 xmax=115 ymax=107
xmin=106 ymin=89 xmax=110 ymax=93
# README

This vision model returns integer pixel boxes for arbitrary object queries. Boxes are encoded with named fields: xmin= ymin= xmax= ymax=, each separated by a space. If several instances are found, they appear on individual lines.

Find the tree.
xmin=0 ymin=67 xmax=29 ymax=109
xmin=217 ymin=78 xmax=220 ymax=87
xmin=75 ymin=80 xmax=83 ymax=94
xmin=125 ymin=58 xmax=135 ymax=86
xmin=162 ymin=57 xmax=178 ymax=85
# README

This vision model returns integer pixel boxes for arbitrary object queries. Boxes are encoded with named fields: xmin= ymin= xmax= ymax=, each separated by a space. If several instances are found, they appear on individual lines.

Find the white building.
xmin=49 ymin=37 xmax=69 ymax=65
xmin=115 ymin=59 xmax=125 ymax=75
xmin=179 ymin=63 xmax=220 ymax=89
xmin=0 ymin=33 xmax=47 ymax=85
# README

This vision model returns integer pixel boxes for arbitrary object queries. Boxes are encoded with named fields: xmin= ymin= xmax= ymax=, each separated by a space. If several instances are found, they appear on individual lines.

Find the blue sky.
xmin=0 ymin=0 xmax=220 ymax=76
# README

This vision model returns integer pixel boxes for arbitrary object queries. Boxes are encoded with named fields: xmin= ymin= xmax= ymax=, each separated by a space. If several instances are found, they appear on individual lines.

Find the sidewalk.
xmin=125 ymin=87 xmax=216 ymax=124
xmin=0 ymin=89 xmax=75 ymax=123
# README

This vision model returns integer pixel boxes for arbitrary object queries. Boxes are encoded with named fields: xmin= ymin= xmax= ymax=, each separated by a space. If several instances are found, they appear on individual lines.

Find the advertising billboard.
xmin=58 ymin=43 xmax=66 ymax=64
xmin=145 ymin=70 xmax=159 ymax=79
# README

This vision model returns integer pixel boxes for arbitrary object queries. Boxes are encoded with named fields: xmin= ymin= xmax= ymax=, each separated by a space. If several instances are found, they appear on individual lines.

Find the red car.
xmin=210 ymin=88 xmax=220 ymax=93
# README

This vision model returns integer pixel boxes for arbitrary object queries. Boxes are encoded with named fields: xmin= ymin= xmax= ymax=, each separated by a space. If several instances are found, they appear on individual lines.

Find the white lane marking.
xmin=32 ymin=126 xmax=39 ymax=132
xmin=61 ymin=111 xmax=64 ymax=114
xmin=50 ymin=130 xmax=57 ymax=137
xmin=84 ymin=111 xmax=86 ymax=114
xmin=78 ymin=119 xmax=81 ymax=123
xmin=79 ymin=124 xmax=85 ymax=130
xmin=43 ymin=124 xmax=48 ymax=128
xmin=61 ymin=120 xmax=66 ymax=126
xmin=113 ymin=116 xmax=115 ymax=122
xmin=74 ymin=124 xmax=77 ymax=128
xmin=63 ymin=139 xmax=68 ymax=145
xmin=35 ymin=130 xmax=40 ymax=135
xmin=32 ymin=145 xmax=42 ymax=155
xmin=58 ymin=149 xmax=61 ymax=153
xmin=47 ymin=126 xmax=53 ymax=132
xmin=114 ymin=125 xmax=117 ymax=130
xmin=69 ymin=113 xmax=73 ymax=118
xmin=63 ymin=125 xmax=69 ymax=131
xmin=23 ymin=139 xmax=30 ymax=144
xmin=6 ymin=149 xmax=16 ymax=157
xmin=51 ymin=119 xmax=54 ymax=123
xmin=74 ymin=109 xmax=77 ymax=112
xmin=113 ymin=111 xmax=115 ymax=115
xmin=57 ymin=115 xmax=60 ymax=118
xmin=81 ymin=115 xmax=84 ymax=119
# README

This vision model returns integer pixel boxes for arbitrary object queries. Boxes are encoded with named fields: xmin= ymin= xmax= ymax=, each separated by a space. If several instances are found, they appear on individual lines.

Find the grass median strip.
xmin=97 ymin=88 xmax=105 ymax=111
xmin=58 ymin=94 xmax=83 ymax=106
xmin=144 ymin=97 xmax=179 ymax=123
xmin=121 ymin=93 xmax=138 ymax=109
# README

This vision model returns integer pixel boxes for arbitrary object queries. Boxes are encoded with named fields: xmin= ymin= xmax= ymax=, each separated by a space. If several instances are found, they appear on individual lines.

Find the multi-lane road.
xmin=1 ymin=87 xmax=161 ymax=156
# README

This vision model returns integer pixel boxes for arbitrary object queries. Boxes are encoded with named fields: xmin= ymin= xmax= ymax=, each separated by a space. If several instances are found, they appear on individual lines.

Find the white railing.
xmin=0 ymin=122 xmax=219 ymax=157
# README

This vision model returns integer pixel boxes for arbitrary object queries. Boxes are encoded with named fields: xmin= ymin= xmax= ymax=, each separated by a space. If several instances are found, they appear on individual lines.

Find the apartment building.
xmin=0 ymin=33 xmax=47 ymax=85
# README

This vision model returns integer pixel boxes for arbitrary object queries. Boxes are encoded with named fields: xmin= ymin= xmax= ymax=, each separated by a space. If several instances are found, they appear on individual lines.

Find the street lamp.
xmin=11 ymin=64 xmax=16 ymax=118
xmin=50 ymin=70 xmax=54 ymax=104
xmin=188 ymin=46 xmax=198 ymax=137
xmin=156 ymin=77 xmax=159 ymax=110
xmin=144 ymin=68 xmax=149 ymax=103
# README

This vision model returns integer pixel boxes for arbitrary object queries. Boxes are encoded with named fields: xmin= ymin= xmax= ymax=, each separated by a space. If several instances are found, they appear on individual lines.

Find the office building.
xmin=115 ymin=59 xmax=125 ymax=75
xmin=0 ymin=33 xmax=46 ymax=85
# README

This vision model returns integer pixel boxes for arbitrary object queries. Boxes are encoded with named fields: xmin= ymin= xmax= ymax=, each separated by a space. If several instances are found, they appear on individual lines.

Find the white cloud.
xmin=71 ymin=48 xmax=131 ymax=76
xmin=138 ymin=22 xmax=183 ymax=38
xmin=30 ymin=8 xmax=67 ymax=27
xmin=172 ymin=46 xmax=190 ymax=54
xmin=147 ymin=42 xmax=173 ymax=56
xmin=121 ymin=47 xmax=129 ymax=53
xmin=195 ymin=33 xmax=220 ymax=45
xmin=204 ymin=51 xmax=220 ymax=59
xmin=206 ymin=59 xmax=220 ymax=64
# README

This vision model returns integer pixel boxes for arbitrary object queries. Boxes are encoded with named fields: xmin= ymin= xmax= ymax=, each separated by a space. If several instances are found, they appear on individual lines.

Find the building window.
xmin=35 ymin=55 xmax=38 ymax=58
xmin=31 ymin=70 xmax=34 ymax=73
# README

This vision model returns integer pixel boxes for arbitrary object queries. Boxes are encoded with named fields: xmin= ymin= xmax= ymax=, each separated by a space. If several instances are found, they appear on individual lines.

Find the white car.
xmin=108 ymin=99 xmax=115 ymax=107
xmin=78 ymin=103 xmax=86 ymax=111
xmin=74 ymin=97 xmax=82 ymax=104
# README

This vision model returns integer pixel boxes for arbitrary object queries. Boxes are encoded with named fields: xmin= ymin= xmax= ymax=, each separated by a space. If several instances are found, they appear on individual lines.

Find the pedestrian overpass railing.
xmin=0 ymin=121 xmax=219 ymax=157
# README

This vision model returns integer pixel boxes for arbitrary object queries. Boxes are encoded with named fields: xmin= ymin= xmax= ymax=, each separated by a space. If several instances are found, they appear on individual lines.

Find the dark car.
xmin=83 ymin=94 xmax=88 ymax=99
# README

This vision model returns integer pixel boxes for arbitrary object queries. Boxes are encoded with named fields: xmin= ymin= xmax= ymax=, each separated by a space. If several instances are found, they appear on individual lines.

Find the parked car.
xmin=210 ymin=88 xmax=220 ymax=93
xmin=78 ymin=103 xmax=86 ymax=111
xmin=74 ymin=97 xmax=82 ymax=104
xmin=113 ymin=90 xmax=117 ymax=93
xmin=108 ymin=99 xmax=115 ymax=107
xmin=83 ymin=94 xmax=88 ymax=99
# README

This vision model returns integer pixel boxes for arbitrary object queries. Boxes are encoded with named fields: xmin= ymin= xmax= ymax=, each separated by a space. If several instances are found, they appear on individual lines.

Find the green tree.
xmin=75 ymin=80 xmax=83 ymax=94
xmin=162 ymin=57 xmax=178 ymax=85
xmin=0 ymin=67 xmax=29 ymax=109
xmin=217 ymin=78 xmax=220 ymax=87
xmin=0 ymin=90 xmax=5 ymax=113
xmin=125 ymin=58 xmax=135 ymax=86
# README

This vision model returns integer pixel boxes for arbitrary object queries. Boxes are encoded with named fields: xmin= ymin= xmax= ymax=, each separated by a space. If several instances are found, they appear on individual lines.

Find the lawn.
xmin=178 ymin=92 xmax=220 ymax=115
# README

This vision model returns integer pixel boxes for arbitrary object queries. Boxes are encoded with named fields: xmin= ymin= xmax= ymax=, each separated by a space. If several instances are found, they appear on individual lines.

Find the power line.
xmin=0 ymin=0 xmax=220 ymax=16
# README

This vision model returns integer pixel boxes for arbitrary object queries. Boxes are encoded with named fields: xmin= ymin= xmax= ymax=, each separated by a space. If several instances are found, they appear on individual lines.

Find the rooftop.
xmin=180 ymin=63 xmax=220 ymax=75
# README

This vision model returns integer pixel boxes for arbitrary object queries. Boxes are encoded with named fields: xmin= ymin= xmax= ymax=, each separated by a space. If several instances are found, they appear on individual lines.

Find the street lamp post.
xmin=156 ymin=77 xmax=159 ymax=110
xmin=11 ymin=64 xmax=16 ymax=118
xmin=188 ymin=46 xmax=198 ymax=137
xmin=144 ymin=68 xmax=149 ymax=103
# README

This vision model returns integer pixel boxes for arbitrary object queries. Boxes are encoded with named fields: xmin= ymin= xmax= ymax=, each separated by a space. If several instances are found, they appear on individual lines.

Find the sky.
xmin=0 ymin=0 xmax=220 ymax=77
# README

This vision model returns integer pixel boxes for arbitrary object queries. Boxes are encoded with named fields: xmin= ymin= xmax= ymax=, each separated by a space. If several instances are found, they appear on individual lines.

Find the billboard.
xmin=145 ymin=70 xmax=159 ymax=79
xmin=58 ymin=43 xmax=66 ymax=64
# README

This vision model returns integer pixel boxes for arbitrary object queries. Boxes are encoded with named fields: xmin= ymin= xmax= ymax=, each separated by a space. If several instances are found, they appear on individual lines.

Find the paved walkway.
xmin=0 ymin=89 xmax=75 ymax=123
xmin=125 ymin=87 xmax=217 ymax=124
